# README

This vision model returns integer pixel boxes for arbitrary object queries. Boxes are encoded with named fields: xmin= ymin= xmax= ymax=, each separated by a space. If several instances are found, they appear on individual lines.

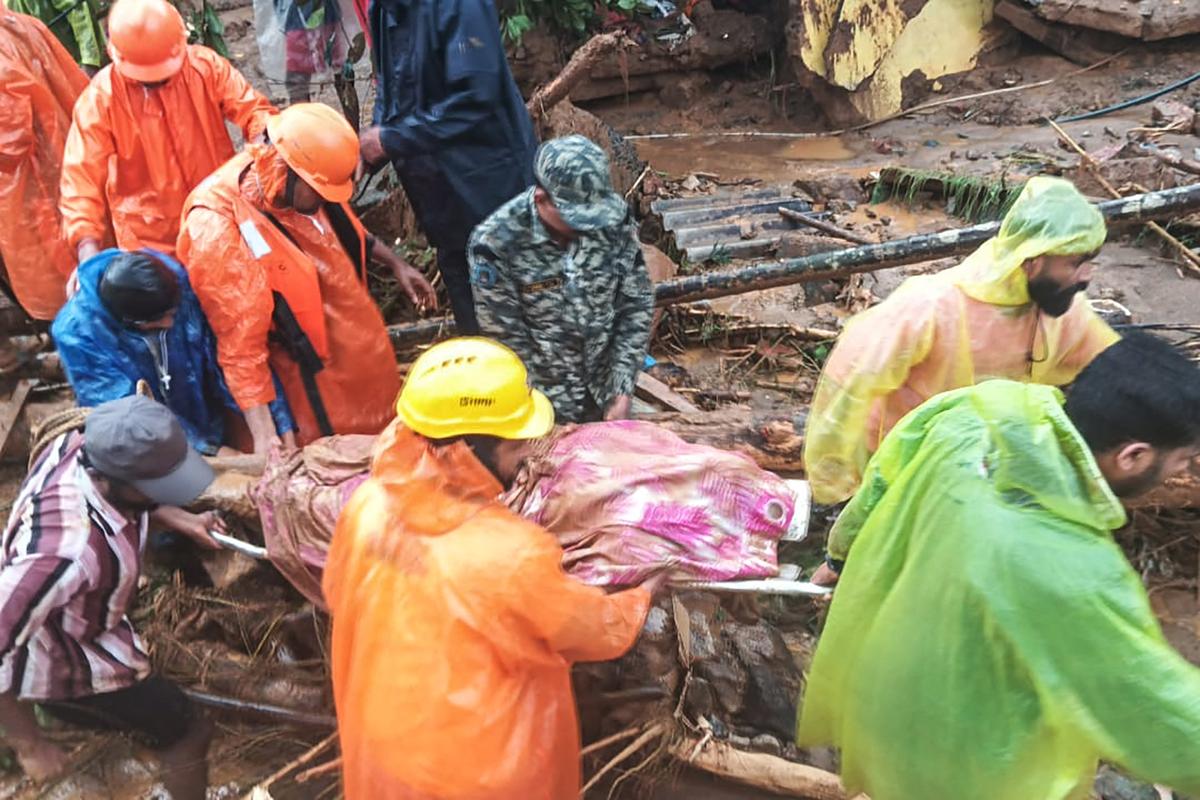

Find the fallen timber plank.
xmin=388 ymin=182 xmax=1200 ymax=348
xmin=635 ymin=372 xmax=701 ymax=414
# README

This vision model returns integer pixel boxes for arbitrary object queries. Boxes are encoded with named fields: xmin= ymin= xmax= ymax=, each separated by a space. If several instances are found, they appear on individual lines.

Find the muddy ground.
xmin=2 ymin=6 xmax=1200 ymax=800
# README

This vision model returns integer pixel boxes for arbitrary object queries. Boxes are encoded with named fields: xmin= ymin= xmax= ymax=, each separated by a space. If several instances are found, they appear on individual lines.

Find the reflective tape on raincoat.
xmin=177 ymin=145 xmax=397 ymax=445
xmin=804 ymin=177 xmax=1119 ymax=504
xmin=324 ymin=422 xmax=651 ymax=799
xmin=0 ymin=9 xmax=87 ymax=319
xmin=60 ymin=44 xmax=276 ymax=256
xmin=798 ymin=380 xmax=1200 ymax=800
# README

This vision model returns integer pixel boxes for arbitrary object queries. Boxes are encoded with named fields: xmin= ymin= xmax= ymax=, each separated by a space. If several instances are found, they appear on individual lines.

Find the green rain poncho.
xmin=798 ymin=380 xmax=1200 ymax=800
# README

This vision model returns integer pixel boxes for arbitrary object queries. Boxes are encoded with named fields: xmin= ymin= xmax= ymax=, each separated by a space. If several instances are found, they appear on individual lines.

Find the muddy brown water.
xmin=636 ymin=135 xmax=857 ymax=182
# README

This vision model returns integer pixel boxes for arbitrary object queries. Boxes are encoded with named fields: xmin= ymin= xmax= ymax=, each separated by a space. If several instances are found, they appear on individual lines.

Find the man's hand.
xmin=76 ymin=238 xmax=100 ymax=265
xmin=372 ymin=237 xmax=438 ymax=311
xmin=151 ymin=506 xmax=223 ymax=549
xmin=244 ymin=404 xmax=282 ymax=455
xmin=603 ymin=394 xmax=632 ymax=421
xmin=358 ymin=126 xmax=386 ymax=170
xmin=810 ymin=561 xmax=841 ymax=587
xmin=392 ymin=262 xmax=438 ymax=310
xmin=639 ymin=568 xmax=671 ymax=598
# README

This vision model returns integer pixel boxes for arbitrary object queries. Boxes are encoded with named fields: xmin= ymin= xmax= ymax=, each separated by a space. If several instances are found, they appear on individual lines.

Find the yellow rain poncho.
xmin=804 ymin=177 xmax=1118 ymax=504
xmin=798 ymin=380 xmax=1200 ymax=800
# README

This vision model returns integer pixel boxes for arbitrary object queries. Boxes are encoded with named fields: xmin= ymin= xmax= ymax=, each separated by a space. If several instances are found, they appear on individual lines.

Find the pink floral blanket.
xmin=502 ymin=421 xmax=794 ymax=586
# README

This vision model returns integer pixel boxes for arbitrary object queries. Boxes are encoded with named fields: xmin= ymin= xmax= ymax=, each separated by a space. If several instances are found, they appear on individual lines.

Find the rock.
xmin=1093 ymin=764 xmax=1162 ymax=800
xmin=776 ymin=234 xmax=849 ymax=259
xmin=660 ymin=74 xmax=712 ymax=109
xmin=642 ymin=244 xmax=679 ymax=284
xmin=1152 ymin=99 xmax=1195 ymax=131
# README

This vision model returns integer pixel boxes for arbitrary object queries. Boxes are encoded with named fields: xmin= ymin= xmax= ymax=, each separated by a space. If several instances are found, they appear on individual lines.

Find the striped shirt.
xmin=0 ymin=432 xmax=150 ymax=701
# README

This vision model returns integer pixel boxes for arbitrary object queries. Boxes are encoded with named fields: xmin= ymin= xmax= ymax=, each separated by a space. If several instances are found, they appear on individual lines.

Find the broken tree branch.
xmin=580 ymin=722 xmax=666 ymax=796
xmin=241 ymin=732 xmax=337 ymax=798
xmin=295 ymin=756 xmax=343 ymax=783
xmin=1047 ymin=118 xmax=1200 ymax=275
xmin=387 ymin=182 xmax=1200 ymax=347
xmin=779 ymin=206 xmax=874 ymax=245
xmin=1149 ymin=148 xmax=1200 ymax=176
xmin=581 ymin=724 xmax=648 ymax=758
xmin=670 ymin=738 xmax=850 ymax=800
xmin=527 ymin=32 xmax=627 ymax=123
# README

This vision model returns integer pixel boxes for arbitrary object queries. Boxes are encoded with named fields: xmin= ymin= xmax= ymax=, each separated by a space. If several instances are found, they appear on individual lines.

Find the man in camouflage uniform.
xmin=469 ymin=135 xmax=653 ymax=423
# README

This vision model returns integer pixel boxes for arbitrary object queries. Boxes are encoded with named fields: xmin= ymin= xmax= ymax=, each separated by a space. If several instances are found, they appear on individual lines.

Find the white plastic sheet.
xmin=252 ymin=0 xmax=362 ymax=85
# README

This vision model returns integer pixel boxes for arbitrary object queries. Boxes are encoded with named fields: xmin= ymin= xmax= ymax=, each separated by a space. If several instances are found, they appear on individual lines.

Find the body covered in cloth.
xmin=251 ymin=420 xmax=797 ymax=605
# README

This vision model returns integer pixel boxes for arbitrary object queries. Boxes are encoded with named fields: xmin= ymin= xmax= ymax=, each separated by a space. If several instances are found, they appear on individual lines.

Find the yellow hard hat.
xmin=397 ymin=338 xmax=555 ymax=440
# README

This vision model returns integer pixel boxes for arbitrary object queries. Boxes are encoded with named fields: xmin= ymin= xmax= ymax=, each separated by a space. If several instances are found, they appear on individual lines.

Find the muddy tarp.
xmin=252 ymin=435 xmax=374 ymax=606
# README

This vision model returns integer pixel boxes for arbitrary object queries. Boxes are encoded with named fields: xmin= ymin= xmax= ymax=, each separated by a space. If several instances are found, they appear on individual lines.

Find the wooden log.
xmin=779 ymin=206 xmax=874 ymax=246
xmin=636 ymin=372 xmax=701 ymax=414
xmin=526 ymin=32 xmax=626 ymax=123
xmin=643 ymin=406 xmax=806 ymax=475
xmin=0 ymin=379 xmax=35 ymax=459
xmin=669 ymin=738 xmax=852 ymax=800
xmin=387 ymin=182 xmax=1200 ymax=348
xmin=1150 ymin=148 xmax=1200 ymax=177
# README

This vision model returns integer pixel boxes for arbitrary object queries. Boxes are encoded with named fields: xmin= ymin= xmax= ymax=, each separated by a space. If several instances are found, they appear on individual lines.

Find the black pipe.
xmin=182 ymin=688 xmax=336 ymax=729
xmin=388 ymin=182 xmax=1200 ymax=349
xmin=1056 ymin=70 xmax=1200 ymax=124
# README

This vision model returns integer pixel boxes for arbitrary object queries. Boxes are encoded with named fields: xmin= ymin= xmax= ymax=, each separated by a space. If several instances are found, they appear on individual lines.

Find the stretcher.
xmin=207 ymin=479 xmax=829 ymax=596
xmin=683 ymin=479 xmax=832 ymax=597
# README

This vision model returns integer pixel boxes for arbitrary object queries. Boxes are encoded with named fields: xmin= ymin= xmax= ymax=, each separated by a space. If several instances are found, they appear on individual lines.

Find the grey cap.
xmin=534 ymin=135 xmax=628 ymax=232
xmin=84 ymin=395 xmax=214 ymax=507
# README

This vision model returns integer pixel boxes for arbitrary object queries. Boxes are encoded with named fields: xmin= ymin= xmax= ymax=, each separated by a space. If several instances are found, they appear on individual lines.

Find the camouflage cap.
xmin=534 ymin=135 xmax=628 ymax=232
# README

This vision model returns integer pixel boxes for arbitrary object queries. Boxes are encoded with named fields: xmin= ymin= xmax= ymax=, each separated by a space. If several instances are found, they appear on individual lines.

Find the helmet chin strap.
xmin=284 ymin=169 xmax=299 ymax=209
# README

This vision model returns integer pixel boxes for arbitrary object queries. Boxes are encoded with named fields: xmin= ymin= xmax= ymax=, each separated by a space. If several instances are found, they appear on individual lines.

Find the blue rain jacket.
xmin=370 ymin=0 xmax=537 ymax=246
xmin=51 ymin=249 xmax=295 ymax=455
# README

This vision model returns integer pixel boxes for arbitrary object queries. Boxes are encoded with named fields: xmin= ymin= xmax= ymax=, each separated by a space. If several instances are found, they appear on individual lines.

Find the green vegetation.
xmin=871 ymin=168 xmax=1023 ymax=224
xmin=502 ymin=0 xmax=643 ymax=43
xmin=181 ymin=0 xmax=229 ymax=58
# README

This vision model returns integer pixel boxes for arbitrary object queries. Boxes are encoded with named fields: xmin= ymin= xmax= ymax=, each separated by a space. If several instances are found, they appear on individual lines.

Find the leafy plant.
xmin=502 ymin=0 xmax=642 ymax=44
xmin=181 ymin=0 xmax=229 ymax=58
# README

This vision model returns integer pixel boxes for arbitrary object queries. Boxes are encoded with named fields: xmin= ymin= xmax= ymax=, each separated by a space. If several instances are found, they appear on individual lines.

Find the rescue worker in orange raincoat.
xmin=0 ymin=6 xmax=87 ymax=329
xmin=324 ymin=337 xmax=658 ymax=800
xmin=59 ymin=0 xmax=276 ymax=269
xmin=177 ymin=103 xmax=437 ymax=452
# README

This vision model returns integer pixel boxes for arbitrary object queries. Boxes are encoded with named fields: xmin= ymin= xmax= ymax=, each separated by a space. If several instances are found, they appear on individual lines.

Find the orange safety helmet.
xmin=266 ymin=103 xmax=359 ymax=203
xmin=107 ymin=0 xmax=188 ymax=83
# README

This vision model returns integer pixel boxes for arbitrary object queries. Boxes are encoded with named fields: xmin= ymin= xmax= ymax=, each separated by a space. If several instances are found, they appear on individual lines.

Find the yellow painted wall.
xmin=848 ymin=0 xmax=995 ymax=120
xmin=794 ymin=0 xmax=840 ymax=79
xmin=826 ymin=0 xmax=910 ymax=91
